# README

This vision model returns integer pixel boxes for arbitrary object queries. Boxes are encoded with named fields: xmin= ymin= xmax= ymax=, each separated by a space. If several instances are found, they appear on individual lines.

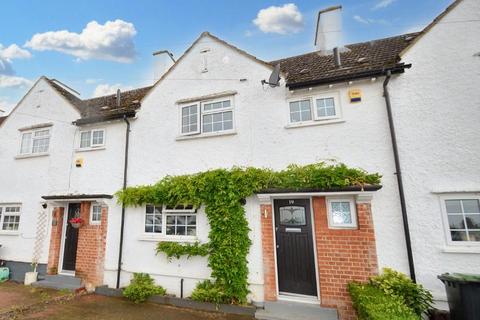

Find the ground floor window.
xmin=442 ymin=196 xmax=480 ymax=243
xmin=145 ymin=204 xmax=197 ymax=237
xmin=90 ymin=204 xmax=103 ymax=225
xmin=326 ymin=198 xmax=357 ymax=228
xmin=0 ymin=205 xmax=21 ymax=231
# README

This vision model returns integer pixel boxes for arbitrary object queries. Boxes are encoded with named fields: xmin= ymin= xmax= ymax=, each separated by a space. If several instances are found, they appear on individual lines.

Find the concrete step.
xmin=32 ymin=274 xmax=83 ymax=291
xmin=255 ymin=301 xmax=338 ymax=320
xmin=43 ymin=274 xmax=82 ymax=286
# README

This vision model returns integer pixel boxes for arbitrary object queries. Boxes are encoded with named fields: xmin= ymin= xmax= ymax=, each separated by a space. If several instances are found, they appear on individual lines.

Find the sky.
xmin=0 ymin=0 xmax=452 ymax=113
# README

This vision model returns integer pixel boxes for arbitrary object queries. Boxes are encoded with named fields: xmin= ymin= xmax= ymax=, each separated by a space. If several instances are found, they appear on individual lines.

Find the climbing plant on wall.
xmin=117 ymin=162 xmax=381 ymax=304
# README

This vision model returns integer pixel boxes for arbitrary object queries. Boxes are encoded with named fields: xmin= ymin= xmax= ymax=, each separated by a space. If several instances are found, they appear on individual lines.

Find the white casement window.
xmin=289 ymin=93 xmax=341 ymax=124
xmin=441 ymin=196 xmax=480 ymax=243
xmin=90 ymin=205 xmax=102 ymax=225
xmin=144 ymin=204 xmax=197 ymax=237
xmin=0 ymin=205 xmax=21 ymax=231
xmin=80 ymin=129 xmax=105 ymax=149
xmin=326 ymin=198 xmax=357 ymax=229
xmin=179 ymin=97 xmax=234 ymax=136
xmin=20 ymin=129 xmax=50 ymax=155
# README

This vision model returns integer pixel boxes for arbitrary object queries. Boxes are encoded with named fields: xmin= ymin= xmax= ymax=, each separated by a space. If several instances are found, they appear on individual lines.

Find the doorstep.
xmin=31 ymin=274 xmax=84 ymax=292
xmin=255 ymin=301 xmax=338 ymax=320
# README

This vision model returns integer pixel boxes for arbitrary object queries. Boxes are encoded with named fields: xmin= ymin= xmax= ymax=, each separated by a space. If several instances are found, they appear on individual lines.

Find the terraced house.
xmin=0 ymin=0 xmax=478 ymax=319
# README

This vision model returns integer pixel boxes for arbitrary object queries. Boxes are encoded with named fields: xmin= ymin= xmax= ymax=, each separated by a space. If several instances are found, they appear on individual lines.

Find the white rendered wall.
xmin=0 ymin=78 xmax=80 ymax=264
xmin=390 ymin=0 xmax=480 ymax=302
xmin=102 ymin=34 xmax=411 ymax=300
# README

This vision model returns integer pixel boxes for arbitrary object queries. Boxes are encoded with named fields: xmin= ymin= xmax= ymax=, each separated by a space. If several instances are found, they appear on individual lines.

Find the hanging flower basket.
xmin=69 ymin=217 xmax=83 ymax=229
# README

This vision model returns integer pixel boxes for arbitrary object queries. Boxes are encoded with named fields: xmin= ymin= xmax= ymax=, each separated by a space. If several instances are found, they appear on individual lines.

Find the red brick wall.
xmin=75 ymin=201 xmax=108 ymax=287
xmin=260 ymin=203 xmax=277 ymax=301
xmin=312 ymin=196 xmax=378 ymax=320
xmin=47 ymin=207 xmax=64 ymax=274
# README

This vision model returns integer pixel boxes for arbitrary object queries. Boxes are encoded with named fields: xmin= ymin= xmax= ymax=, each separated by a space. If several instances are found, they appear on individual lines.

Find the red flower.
xmin=69 ymin=217 xmax=83 ymax=224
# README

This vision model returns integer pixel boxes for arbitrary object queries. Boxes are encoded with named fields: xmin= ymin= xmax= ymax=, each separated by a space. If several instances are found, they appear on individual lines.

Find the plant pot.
xmin=71 ymin=223 xmax=82 ymax=228
xmin=24 ymin=271 xmax=38 ymax=285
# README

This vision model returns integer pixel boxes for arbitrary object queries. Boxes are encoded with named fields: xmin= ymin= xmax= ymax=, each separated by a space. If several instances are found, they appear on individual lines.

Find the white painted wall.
xmin=390 ymin=0 xmax=480 ymax=302
xmin=0 ymin=78 xmax=80 ymax=264
xmin=101 ymin=34 xmax=411 ymax=300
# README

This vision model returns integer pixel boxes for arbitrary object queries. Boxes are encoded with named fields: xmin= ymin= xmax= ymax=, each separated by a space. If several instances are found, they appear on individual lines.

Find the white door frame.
xmin=271 ymin=196 xmax=321 ymax=303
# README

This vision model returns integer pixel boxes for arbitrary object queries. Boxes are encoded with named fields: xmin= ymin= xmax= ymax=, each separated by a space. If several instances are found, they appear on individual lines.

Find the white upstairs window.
xmin=288 ymin=92 xmax=341 ymax=125
xmin=80 ymin=129 xmax=105 ymax=149
xmin=20 ymin=129 xmax=50 ymax=155
xmin=179 ymin=97 xmax=234 ymax=136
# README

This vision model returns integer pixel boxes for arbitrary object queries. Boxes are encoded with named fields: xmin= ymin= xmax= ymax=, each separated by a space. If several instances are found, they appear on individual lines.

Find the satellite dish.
xmin=261 ymin=63 xmax=281 ymax=87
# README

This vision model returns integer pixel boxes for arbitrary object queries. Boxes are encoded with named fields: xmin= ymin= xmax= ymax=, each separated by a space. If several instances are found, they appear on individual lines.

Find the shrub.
xmin=123 ymin=273 xmax=166 ymax=303
xmin=370 ymin=268 xmax=433 ymax=316
xmin=190 ymin=280 xmax=228 ymax=304
xmin=156 ymin=242 xmax=210 ymax=261
xmin=348 ymin=282 xmax=418 ymax=320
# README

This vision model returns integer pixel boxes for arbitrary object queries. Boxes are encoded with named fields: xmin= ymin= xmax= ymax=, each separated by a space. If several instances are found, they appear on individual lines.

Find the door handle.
xmin=276 ymin=245 xmax=279 ymax=249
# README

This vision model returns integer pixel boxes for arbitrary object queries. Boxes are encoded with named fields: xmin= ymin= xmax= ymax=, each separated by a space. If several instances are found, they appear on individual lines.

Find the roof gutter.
xmin=383 ymin=69 xmax=416 ymax=282
xmin=116 ymin=114 xmax=130 ymax=289
xmin=287 ymin=63 xmax=411 ymax=90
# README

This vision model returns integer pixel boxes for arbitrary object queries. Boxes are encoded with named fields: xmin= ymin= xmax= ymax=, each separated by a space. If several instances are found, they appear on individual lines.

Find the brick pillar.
xmin=75 ymin=202 xmax=108 ymax=288
xmin=260 ymin=203 xmax=277 ymax=301
xmin=47 ymin=207 xmax=64 ymax=275
xmin=313 ymin=196 xmax=378 ymax=320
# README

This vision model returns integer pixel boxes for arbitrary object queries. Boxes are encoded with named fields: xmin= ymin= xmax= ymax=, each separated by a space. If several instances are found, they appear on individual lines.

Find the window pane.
xmin=32 ymin=137 xmax=49 ymax=153
xmin=451 ymin=231 xmax=468 ymax=241
xmin=331 ymin=201 xmax=352 ymax=225
xmin=187 ymin=215 xmax=196 ymax=225
xmin=279 ymin=206 xmax=306 ymax=226
xmin=92 ymin=131 xmax=104 ymax=145
xmin=20 ymin=133 xmax=32 ymax=154
xmin=145 ymin=205 xmax=162 ymax=233
xmin=80 ymin=131 xmax=91 ymax=148
xmin=463 ymin=200 xmax=480 ymax=213
xmin=176 ymin=226 xmax=186 ymax=235
xmin=187 ymin=227 xmax=196 ymax=236
xmin=182 ymin=105 xmax=198 ymax=133
xmin=146 ymin=205 xmax=154 ymax=214
xmin=145 ymin=225 xmax=153 ymax=233
xmin=166 ymin=226 xmax=175 ymax=235
xmin=34 ymin=130 xmax=49 ymax=137
xmin=446 ymin=200 xmax=462 ymax=213
xmin=177 ymin=215 xmax=186 ymax=225
xmin=468 ymin=231 xmax=480 ymax=241
xmin=316 ymin=98 xmax=336 ymax=118
xmin=289 ymin=100 xmax=311 ymax=123
xmin=166 ymin=215 xmax=175 ymax=224
xmin=448 ymin=215 xmax=465 ymax=229
xmin=465 ymin=215 xmax=480 ymax=229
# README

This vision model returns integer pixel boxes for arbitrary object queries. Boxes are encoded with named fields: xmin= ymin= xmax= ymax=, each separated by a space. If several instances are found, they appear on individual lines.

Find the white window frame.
xmin=178 ymin=96 xmax=235 ymax=137
xmin=440 ymin=194 xmax=480 ymax=247
xmin=326 ymin=198 xmax=357 ymax=229
xmin=19 ymin=128 xmax=51 ymax=155
xmin=287 ymin=92 xmax=342 ymax=125
xmin=143 ymin=204 xmax=197 ymax=240
xmin=180 ymin=103 xmax=201 ymax=135
xmin=79 ymin=129 xmax=106 ymax=149
xmin=0 ymin=204 xmax=22 ymax=233
xmin=90 ymin=204 xmax=103 ymax=225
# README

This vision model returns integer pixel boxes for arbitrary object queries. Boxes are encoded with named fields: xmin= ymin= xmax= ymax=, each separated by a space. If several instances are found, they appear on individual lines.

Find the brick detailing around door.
xmin=47 ymin=207 xmax=64 ymax=274
xmin=312 ymin=196 xmax=378 ymax=320
xmin=260 ymin=203 xmax=277 ymax=301
xmin=75 ymin=201 xmax=108 ymax=287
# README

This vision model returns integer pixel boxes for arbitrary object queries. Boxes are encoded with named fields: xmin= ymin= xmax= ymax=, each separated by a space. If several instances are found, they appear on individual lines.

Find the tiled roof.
xmin=47 ymin=78 xmax=152 ymax=125
xmin=272 ymin=33 xmax=419 ymax=88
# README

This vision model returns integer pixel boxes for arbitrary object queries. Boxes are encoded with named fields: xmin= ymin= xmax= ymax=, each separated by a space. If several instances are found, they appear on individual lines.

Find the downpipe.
xmin=383 ymin=70 xmax=416 ymax=282
xmin=116 ymin=115 xmax=130 ymax=289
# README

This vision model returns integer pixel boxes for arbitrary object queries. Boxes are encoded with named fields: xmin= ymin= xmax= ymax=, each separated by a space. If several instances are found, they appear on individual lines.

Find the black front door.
xmin=62 ymin=203 xmax=80 ymax=271
xmin=274 ymin=198 xmax=317 ymax=296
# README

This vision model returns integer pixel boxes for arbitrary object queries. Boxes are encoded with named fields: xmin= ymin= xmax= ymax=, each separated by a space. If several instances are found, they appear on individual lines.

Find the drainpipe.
xmin=116 ymin=114 xmax=130 ymax=289
xmin=383 ymin=70 xmax=416 ymax=282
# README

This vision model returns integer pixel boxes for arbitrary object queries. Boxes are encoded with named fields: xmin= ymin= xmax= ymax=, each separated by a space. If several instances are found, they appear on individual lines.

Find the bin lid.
xmin=439 ymin=273 xmax=480 ymax=284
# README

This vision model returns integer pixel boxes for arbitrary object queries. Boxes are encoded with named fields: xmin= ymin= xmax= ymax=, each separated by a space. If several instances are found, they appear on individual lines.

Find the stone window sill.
xmin=75 ymin=146 xmax=106 ymax=153
xmin=176 ymin=130 xmax=237 ymax=141
xmin=138 ymin=235 xmax=198 ymax=243
xmin=285 ymin=119 xmax=345 ymax=129
xmin=442 ymin=246 xmax=480 ymax=254
xmin=0 ymin=231 xmax=20 ymax=236
xmin=15 ymin=153 xmax=49 ymax=160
